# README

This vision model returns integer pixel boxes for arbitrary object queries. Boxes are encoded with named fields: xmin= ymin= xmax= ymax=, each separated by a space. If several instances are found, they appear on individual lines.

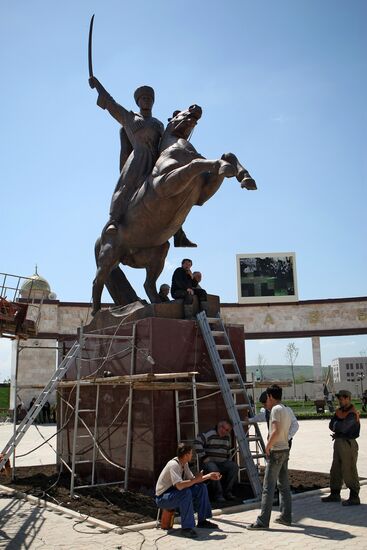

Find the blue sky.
xmin=0 ymin=1 xmax=366 ymax=378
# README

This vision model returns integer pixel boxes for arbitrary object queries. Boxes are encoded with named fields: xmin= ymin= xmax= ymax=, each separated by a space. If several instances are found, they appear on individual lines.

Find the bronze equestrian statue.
xmin=88 ymin=15 xmax=256 ymax=315
xmin=91 ymin=103 xmax=257 ymax=315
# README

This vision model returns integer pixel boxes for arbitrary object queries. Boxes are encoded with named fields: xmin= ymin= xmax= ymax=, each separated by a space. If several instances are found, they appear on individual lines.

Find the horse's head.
xmin=167 ymin=104 xmax=202 ymax=139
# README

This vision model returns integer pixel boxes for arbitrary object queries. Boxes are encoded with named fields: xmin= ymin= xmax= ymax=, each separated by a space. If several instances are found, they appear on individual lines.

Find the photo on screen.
xmin=236 ymin=253 xmax=298 ymax=303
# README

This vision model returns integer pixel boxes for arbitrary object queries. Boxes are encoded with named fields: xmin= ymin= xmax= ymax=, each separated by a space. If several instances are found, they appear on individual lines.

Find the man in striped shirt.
xmin=194 ymin=419 xmax=238 ymax=502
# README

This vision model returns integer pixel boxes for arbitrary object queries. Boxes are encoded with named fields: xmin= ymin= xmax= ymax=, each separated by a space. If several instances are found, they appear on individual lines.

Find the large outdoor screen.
xmin=236 ymin=253 xmax=298 ymax=303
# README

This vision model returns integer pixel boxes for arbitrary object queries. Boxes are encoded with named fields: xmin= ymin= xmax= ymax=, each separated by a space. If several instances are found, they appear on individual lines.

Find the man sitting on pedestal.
xmin=171 ymin=259 xmax=208 ymax=319
xmin=155 ymin=443 xmax=220 ymax=539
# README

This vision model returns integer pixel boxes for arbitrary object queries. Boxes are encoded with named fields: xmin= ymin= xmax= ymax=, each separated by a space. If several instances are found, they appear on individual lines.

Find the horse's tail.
xmin=94 ymin=237 xmax=101 ymax=266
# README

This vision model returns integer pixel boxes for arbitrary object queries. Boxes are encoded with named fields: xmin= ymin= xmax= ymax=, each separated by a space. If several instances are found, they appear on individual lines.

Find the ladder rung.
xmin=77 ymin=435 xmax=91 ymax=439
xmin=211 ymin=331 xmax=225 ymax=336
xmin=236 ymin=404 xmax=251 ymax=410
xmin=74 ymin=460 xmax=93 ymax=464
xmin=252 ymin=453 xmax=266 ymax=459
xmin=78 ymin=409 xmax=96 ymax=413
xmin=231 ymin=389 xmax=245 ymax=394
xmin=207 ymin=317 xmax=220 ymax=323
xmin=221 ymin=359 xmax=235 ymax=364
xmin=180 ymin=422 xmax=195 ymax=426
xmin=225 ymin=374 xmax=240 ymax=379
xmin=247 ymin=436 xmax=262 ymax=442
xmin=215 ymin=345 xmax=230 ymax=350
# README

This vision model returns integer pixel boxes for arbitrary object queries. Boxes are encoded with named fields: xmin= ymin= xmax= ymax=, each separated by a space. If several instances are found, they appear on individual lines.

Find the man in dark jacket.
xmin=322 ymin=389 xmax=360 ymax=506
xmin=171 ymin=259 xmax=208 ymax=319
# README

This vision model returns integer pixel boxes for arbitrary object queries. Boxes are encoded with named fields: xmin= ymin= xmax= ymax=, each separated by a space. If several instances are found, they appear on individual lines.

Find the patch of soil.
xmin=0 ymin=465 xmax=331 ymax=527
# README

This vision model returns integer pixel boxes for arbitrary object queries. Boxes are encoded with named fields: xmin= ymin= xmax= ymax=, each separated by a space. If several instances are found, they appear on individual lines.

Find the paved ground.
xmin=0 ymin=419 xmax=366 ymax=549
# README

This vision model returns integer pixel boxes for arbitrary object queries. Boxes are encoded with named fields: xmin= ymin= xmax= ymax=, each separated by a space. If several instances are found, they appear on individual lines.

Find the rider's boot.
xmin=174 ymin=227 xmax=197 ymax=248
xmin=183 ymin=304 xmax=194 ymax=320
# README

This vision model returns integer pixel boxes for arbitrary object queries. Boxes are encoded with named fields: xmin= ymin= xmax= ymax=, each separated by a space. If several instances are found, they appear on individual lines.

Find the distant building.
xmin=10 ymin=269 xmax=92 ymax=410
xmin=331 ymin=357 xmax=367 ymax=383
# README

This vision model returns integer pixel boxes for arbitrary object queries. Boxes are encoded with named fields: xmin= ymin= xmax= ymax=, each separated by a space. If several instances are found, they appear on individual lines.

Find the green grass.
xmin=283 ymin=398 xmax=367 ymax=418
xmin=0 ymin=385 xmax=10 ymax=409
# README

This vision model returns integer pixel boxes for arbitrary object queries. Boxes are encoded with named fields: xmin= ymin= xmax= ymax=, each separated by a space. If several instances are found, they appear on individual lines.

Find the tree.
xmin=256 ymin=354 xmax=267 ymax=381
xmin=285 ymin=342 xmax=299 ymax=398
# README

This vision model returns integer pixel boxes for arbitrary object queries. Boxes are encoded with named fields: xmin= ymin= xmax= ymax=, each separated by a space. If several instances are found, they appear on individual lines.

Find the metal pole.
xmin=70 ymin=326 xmax=84 ymax=497
xmin=91 ymin=384 xmax=100 ymax=486
xmin=11 ymin=339 xmax=21 ymax=481
xmin=124 ymin=323 xmax=136 ymax=490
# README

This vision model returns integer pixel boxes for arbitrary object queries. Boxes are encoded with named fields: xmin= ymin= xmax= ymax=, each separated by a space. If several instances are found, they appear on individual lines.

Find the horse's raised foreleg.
xmin=221 ymin=153 xmax=257 ymax=190
xmin=154 ymin=158 xmax=227 ymax=198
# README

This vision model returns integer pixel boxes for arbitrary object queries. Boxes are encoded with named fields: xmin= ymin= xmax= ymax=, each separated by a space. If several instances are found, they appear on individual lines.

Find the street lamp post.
xmin=357 ymin=373 xmax=365 ymax=396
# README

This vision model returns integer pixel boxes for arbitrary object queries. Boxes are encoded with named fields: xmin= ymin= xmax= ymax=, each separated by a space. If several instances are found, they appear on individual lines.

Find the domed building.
xmin=19 ymin=266 xmax=54 ymax=301
xmin=10 ymin=267 xmax=92 ymax=412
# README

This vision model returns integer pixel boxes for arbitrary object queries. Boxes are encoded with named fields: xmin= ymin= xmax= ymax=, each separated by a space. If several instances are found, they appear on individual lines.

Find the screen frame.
xmin=236 ymin=252 xmax=299 ymax=304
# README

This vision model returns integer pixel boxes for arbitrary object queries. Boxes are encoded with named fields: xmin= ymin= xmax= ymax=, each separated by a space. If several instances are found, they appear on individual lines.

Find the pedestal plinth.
xmin=58 ymin=300 xmax=244 ymax=491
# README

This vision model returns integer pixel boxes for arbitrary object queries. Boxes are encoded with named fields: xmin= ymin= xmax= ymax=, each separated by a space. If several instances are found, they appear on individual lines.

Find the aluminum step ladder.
xmin=0 ymin=341 xmax=80 ymax=471
xmin=70 ymin=326 xmax=136 ymax=496
xmin=175 ymin=373 xmax=200 ymax=466
xmin=196 ymin=311 xmax=265 ymax=499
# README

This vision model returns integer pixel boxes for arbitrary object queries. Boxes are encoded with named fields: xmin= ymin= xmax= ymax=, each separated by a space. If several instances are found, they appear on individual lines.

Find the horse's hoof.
xmin=241 ymin=177 xmax=257 ymax=190
xmin=105 ymin=224 xmax=117 ymax=234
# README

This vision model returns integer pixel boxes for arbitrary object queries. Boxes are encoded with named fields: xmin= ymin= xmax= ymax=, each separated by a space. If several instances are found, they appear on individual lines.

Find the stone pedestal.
xmin=58 ymin=301 xmax=244 ymax=491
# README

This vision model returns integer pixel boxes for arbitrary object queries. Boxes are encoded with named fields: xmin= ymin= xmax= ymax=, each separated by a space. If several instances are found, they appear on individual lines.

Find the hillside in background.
xmin=246 ymin=364 xmax=328 ymax=382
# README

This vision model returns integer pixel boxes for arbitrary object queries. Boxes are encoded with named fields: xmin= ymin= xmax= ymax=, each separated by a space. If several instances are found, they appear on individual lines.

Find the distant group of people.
xmin=155 ymin=384 xmax=361 ymax=538
xmin=25 ymin=398 xmax=56 ymax=423
xmin=158 ymin=258 xmax=208 ymax=319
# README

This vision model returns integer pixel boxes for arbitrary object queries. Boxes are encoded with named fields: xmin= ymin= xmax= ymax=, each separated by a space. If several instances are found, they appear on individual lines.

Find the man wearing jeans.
xmin=247 ymin=384 xmax=292 ymax=530
xmin=155 ymin=443 xmax=220 ymax=538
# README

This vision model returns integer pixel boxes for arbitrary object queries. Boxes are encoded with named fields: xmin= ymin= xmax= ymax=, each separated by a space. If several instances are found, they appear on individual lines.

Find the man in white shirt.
xmin=247 ymin=391 xmax=299 ymax=447
xmin=247 ymin=385 xmax=293 ymax=530
xmin=155 ymin=443 xmax=221 ymax=538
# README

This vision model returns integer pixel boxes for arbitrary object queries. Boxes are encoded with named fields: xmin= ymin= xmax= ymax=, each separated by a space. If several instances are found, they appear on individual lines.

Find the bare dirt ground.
xmin=0 ymin=465 xmax=331 ymax=527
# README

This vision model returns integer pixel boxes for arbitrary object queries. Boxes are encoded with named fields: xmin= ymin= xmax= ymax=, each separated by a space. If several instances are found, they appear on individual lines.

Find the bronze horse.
xmin=92 ymin=104 xmax=256 ymax=315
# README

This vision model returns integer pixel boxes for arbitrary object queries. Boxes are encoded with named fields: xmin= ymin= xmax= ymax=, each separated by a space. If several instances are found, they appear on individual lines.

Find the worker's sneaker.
xmin=225 ymin=492 xmax=236 ymax=501
xmin=274 ymin=516 xmax=292 ymax=526
xmin=197 ymin=520 xmax=218 ymax=529
xmin=246 ymin=522 xmax=268 ymax=530
xmin=321 ymin=493 xmax=341 ymax=502
xmin=342 ymin=496 xmax=360 ymax=506
xmin=181 ymin=528 xmax=198 ymax=538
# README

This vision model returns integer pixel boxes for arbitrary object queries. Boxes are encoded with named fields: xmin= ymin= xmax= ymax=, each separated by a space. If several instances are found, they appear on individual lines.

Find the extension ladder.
xmin=196 ymin=311 xmax=265 ymax=499
xmin=0 ymin=341 xmax=80 ymax=471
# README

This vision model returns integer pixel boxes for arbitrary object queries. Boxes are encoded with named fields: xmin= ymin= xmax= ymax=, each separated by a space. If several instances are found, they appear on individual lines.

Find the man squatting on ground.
xmin=322 ymin=389 xmax=361 ymax=506
xmin=247 ymin=384 xmax=293 ymax=530
xmin=155 ymin=443 xmax=220 ymax=538
xmin=171 ymin=259 xmax=208 ymax=319
xmin=194 ymin=419 xmax=238 ymax=502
